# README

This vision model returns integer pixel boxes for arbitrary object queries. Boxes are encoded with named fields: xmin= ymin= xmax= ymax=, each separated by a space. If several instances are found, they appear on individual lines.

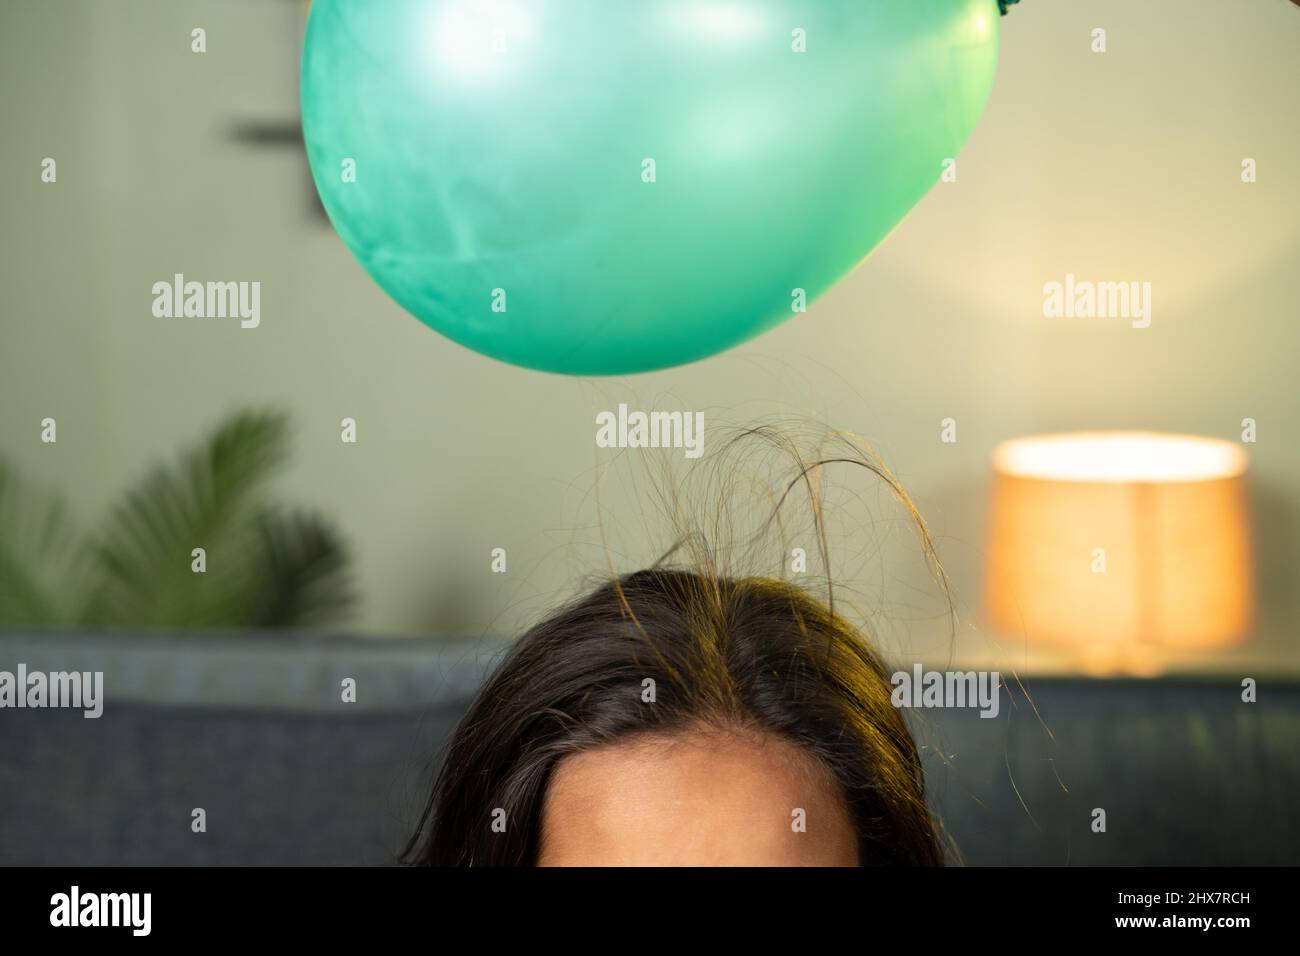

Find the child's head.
xmin=406 ymin=567 xmax=942 ymax=865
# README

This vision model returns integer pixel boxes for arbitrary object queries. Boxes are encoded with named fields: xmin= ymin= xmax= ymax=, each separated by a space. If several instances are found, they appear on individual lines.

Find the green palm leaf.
xmin=0 ymin=459 xmax=89 ymax=627
xmin=2 ymin=409 xmax=356 ymax=633
xmin=247 ymin=509 xmax=356 ymax=627
xmin=83 ymin=410 xmax=291 ymax=629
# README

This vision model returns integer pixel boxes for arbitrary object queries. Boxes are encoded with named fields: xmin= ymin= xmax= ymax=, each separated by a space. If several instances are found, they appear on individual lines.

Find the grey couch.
xmin=2 ymin=632 xmax=1296 ymax=865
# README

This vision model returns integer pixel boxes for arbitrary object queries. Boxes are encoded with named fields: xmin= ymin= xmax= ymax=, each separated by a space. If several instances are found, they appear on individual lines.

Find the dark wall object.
xmin=0 ymin=633 xmax=1294 ymax=866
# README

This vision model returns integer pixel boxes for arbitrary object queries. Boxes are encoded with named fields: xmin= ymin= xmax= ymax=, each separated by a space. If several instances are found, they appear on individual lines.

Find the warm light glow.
xmin=993 ymin=431 xmax=1247 ymax=484
xmin=984 ymin=431 xmax=1254 ymax=658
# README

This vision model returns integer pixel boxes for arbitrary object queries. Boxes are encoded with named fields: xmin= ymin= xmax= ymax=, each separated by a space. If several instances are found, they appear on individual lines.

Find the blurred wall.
xmin=2 ymin=1 xmax=1297 ymax=672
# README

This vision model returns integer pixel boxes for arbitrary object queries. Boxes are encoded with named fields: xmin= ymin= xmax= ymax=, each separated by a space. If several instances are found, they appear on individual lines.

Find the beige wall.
xmin=2 ymin=1 xmax=1298 ymax=673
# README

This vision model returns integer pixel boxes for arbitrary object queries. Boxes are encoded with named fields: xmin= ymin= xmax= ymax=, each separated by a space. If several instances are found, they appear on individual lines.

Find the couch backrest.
xmin=2 ymin=632 xmax=1296 ymax=865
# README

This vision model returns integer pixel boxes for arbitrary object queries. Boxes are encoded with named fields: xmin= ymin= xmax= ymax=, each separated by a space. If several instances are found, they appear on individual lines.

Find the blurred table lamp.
xmin=984 ymin=432 xmax=1253 ymax=673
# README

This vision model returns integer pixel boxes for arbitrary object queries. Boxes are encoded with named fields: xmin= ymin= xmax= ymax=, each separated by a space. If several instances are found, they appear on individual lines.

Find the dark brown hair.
xmin=404 ymin=567 xmax=943 ymax=865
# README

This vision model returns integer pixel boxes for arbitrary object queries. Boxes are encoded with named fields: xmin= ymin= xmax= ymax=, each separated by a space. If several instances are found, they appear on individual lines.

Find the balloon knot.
xmin=998 ymin=0 xmax=1020 ymax=14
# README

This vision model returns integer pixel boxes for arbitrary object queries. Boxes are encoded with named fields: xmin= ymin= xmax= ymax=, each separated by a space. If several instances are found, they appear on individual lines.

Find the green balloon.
xmin=302 ymin=0 xmax=999 ymax=374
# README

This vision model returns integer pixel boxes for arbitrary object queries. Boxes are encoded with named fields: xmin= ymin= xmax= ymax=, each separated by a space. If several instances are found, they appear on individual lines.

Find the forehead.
xmin=537 ymin=728 xmax=858 ymax=866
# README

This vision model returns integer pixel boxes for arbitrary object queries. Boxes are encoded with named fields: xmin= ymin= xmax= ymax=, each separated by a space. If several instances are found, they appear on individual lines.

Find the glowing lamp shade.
xmin=984 ymin=432 xmax=1254 ymax=651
